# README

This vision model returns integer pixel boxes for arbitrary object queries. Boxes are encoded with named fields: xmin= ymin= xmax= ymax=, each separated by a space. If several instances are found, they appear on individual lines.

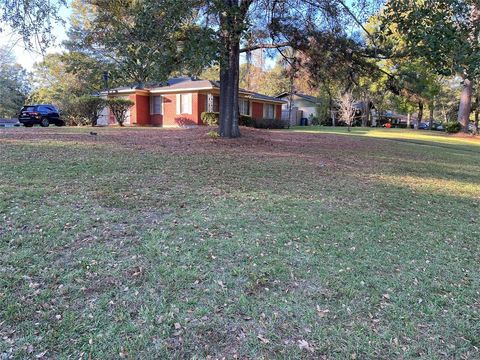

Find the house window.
xmin=177 ymin=93 xmax=192 ymax=114
xmin=264 ymin=104 xmax=275 ymax=119
xmin=205 ymin=95 xmax=220 ymax=112
xmin=239 ymin=99 xmax=250 ymax=115
xmin=151 ymin=95 xmax=163 ymax=115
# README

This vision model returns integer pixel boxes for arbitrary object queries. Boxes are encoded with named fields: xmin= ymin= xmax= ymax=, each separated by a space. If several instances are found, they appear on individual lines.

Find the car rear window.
xmin=22 ymin=106 xmax=36 ymax=112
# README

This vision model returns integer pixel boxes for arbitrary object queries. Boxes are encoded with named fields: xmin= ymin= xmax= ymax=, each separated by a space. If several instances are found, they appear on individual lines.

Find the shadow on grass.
xmin=1 ymin=135 xmax=480 ymax=359
xmin=290 ymin=126 xmax=480 ymax=154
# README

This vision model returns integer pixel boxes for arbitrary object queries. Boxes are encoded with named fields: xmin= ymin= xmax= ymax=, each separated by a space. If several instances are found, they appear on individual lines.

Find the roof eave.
xmin=149 ymin=86 xmax=216 ymax=94
xmin=101 ymin=88 xmax=150 ymax=95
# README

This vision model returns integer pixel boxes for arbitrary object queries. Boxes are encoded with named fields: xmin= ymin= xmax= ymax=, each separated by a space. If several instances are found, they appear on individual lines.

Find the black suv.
xmin=18 ymin=104 xmax=64 ymax=127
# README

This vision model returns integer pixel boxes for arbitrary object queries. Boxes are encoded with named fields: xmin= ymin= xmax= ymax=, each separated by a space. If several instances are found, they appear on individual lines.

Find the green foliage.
xmin=444 ymin=121 xmax=462 ymax=133
xmin=201 ymin=112 xmax=219 ymax=126
xmin=73 ymin=96 xmax=107 ymax=126
xmin=239 ymin=114 xmax=254 ymax=127
xmin=0 ymin=0 xmax=63 ymax=50
xmin=201 ymin=112 xmax=283 ymax=129
xmin=309 ymin=113 xmax=320 ymax=125
xmin=28 ymin=52 xmax=108 ymax=114
xmin=201 ymin=59 xmax=290 ymax=97
xmin=382 ymin=1 xmax=480 ymax=79
xmin=107 ymin=98 xmax=134 ymax=126
xmin=238 ymin=61 xmax=291 ymax=97
xmin=68 ymin=0 xmax=216 ymax=84
xmin=253 ymin=118 xmax=287 ymax=129
xmin=201 ymin=112 xmax=254 ymax=127
xmin=207 ymin=130 xmax=220 ymax=139
xmin=0 ymin=47 xmax=29 ymax=118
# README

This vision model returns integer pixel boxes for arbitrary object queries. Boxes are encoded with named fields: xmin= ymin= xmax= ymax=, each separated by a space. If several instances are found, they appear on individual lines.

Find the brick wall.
xmin=251 ymin=102 xmax=264 ymax=120
xmin=134 ymin=94 xmax=151 ymax=125
xmin=276 ymin=104 xmax=282 ymax=120
xmin=162 ymin=92 xmax=201 ymax=126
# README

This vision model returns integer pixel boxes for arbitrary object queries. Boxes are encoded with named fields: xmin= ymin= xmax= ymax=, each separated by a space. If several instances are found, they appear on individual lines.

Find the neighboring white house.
xmin=275 ymin=92 xmax=322 ymax=126
xmin=97 ymin=91 xmax=132 ymax=126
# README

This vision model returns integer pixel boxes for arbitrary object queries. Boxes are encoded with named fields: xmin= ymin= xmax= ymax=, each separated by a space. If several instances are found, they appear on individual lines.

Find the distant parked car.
xmin=431 ymin=122 xmax=445 ymax=131
xmin=18 ymin=104 xmax=64 ymax=127
xmin=416 ymin=122 xmax=444 ymax=131
xmin=468 ymin=123 xmax=479 ymax=132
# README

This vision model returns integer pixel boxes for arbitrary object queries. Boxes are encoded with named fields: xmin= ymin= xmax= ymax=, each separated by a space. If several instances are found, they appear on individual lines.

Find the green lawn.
xmin=1 ymin=127 xmax=479 ymax=359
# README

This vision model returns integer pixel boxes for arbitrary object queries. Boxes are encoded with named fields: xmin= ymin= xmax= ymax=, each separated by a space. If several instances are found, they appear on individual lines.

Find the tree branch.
xmin=240 ymin=42 xmax=290 ymax=53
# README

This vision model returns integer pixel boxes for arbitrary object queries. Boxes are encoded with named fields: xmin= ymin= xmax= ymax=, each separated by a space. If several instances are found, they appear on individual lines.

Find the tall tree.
xmin=205 ymin=0 xmax=382 ymax=137
xmin=0 ymin=0 xmax=65 ymax=49
xmin=0 ymin=47 xmax=29 ymax=117
xmin=382 ymin=0 xmax=480 ymax=132
xmin=67 ymin=0 xmax=216 ymax=86
xmin=28 ymin=52 xmax=107 ymax=111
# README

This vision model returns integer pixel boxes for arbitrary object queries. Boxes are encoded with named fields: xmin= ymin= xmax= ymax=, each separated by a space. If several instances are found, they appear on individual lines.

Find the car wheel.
xmin=40 ymin=118 xmax=50 ymax=127
xmin=55 ymin=120 xmax=65 ymax=127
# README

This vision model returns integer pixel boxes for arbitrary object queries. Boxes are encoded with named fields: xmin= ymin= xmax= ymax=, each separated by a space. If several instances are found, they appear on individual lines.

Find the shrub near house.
xmin=200 ymin=112 xmax=260 ymax=128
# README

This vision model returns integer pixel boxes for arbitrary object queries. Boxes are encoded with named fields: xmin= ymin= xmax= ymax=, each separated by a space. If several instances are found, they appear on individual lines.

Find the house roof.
xmin=150 ymin=78 xmax=216 ymax=93
xmin=101 ymin=85 xmax=150 ymax=95
xmin=102 ymin=77 xmax=285 ymax=104
xmin=151 ymin=78 xmax=285 ymax=104
xmin=276 ymin=92 xmax=321 ymax=104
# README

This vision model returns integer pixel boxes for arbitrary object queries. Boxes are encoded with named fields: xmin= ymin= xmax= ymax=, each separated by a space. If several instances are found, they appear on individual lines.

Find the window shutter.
xmin=176 ymin=94 xmax=181 ymax=114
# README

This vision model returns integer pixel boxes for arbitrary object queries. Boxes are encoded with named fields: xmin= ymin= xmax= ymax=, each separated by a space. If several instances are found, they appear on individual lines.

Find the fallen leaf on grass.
xmin=29 ymin=282 xmax=41 ymax=289
xmin=316 ymin=305 xmax=330 ymax=317
xmin=257 ymin=334 xmax=270 ymax=344
xmin=119 ymin=348 xmax=128 ymax=358
xmin=298 ymin=339 xmax=314 ymax=352
xmin=35 ymin=350 xmax=47 ymax=359
xmin=132 ymin=266 xmax=144 ymax=277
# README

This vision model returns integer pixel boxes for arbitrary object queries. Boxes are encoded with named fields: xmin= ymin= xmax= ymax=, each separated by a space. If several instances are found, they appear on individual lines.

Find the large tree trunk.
xmin=457 ymin=78 xmax=473 ymax=133
xmin=428 ymin=103 xmax=434 ymax=130
xmin=417 ymin=102 xmax=424 ymax=129
xmin=474 ymin=94 xmax=479 ymax=135
xmin=219 ymin=41 xmax=241 ymax=138
xmin=218 ymin=0 xmax=246 ymax=139
xmin=361 ymin=99 xmax=369 ymax=127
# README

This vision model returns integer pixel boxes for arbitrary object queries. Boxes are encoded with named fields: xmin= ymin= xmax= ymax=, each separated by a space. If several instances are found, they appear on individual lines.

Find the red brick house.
xmin=98 ymin=77 xmax=285 ymax=127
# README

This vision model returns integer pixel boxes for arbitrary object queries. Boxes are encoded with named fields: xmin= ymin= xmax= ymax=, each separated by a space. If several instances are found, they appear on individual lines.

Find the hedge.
xmin=444 ymin=121 xmax=461 ymax=133
xmin=201 ymin=112 xmax=219 ymax=126
xmin=252 ymin=118 xmax=288 ymax=129
xmin=200 ymin=112 xmax=286 ymax=129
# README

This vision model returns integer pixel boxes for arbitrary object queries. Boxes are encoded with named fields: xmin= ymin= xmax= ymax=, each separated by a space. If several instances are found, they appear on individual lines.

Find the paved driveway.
xmin=0 ymin=118 xmax=20 ymax=127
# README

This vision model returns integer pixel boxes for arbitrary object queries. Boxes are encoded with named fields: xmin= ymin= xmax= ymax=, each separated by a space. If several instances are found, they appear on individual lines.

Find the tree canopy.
xmin=0 ymin=47 xmax=29 ymax=117
xmin=66 ymin=0 xmax=216 ymax=85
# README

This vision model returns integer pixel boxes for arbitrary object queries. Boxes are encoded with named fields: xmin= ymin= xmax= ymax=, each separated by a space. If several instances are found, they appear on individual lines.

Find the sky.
xmin=0 ymin=6 xmax=72 ymax=70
